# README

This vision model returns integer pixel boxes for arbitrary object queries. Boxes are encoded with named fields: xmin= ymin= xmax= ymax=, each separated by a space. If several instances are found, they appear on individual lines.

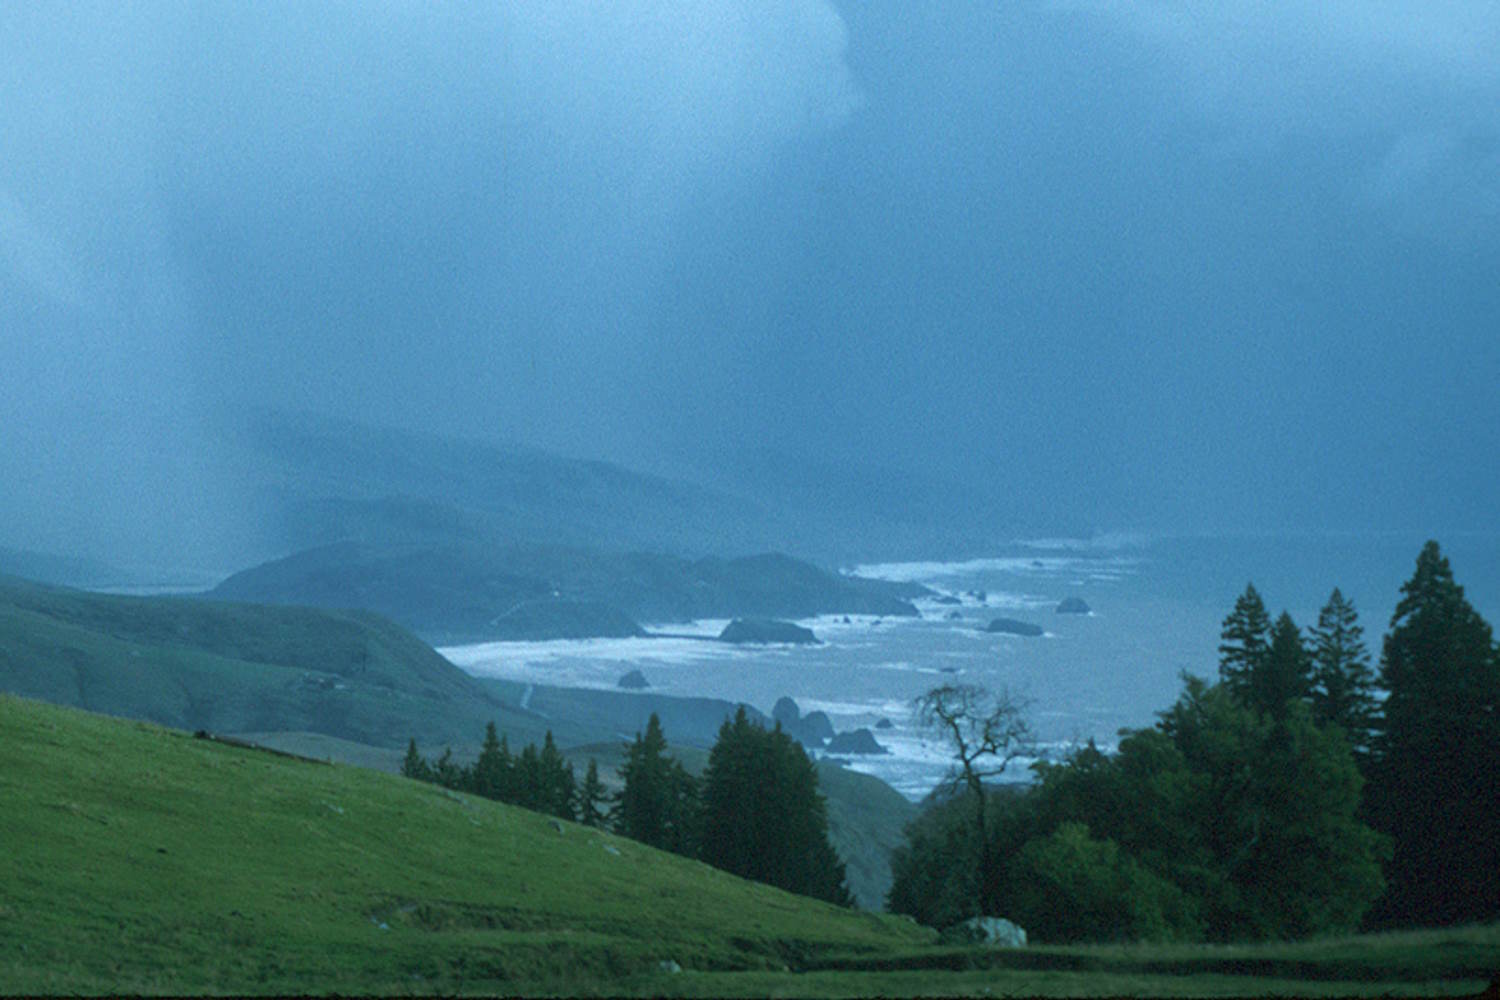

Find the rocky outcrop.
xmin=718 ymin=618 xmax=819 ymax=645
xmin=770 ymin=696 xmax=834 ymax=747
xmin=617 ymin=669 xmax=650 ymax=690
xmin=772 ymin=696 xmax=801 ymax=728
xmin=826 ymin=728 xmax=888 ymax=755
xmin=801 ymin=711 xmax=835 ymax=744
xmin=985 ymin=617 xmax=1044 ymax=637
xmin=874 ymin=717 xmax=893 ymax=730
xmin=1056 ymin=596 xmax=1091 ymax=614
xmin=943 ymin=916 xmax=1027 ymax=947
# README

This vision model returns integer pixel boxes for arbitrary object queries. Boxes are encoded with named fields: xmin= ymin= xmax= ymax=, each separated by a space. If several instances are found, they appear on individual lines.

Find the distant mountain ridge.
xmin=0 ymin=573 xmax=533 ymax=747
xmin=210 ymin=542 xmax=927 ymax=642
xmin=248 ymin=411 xmax=796 ymax=560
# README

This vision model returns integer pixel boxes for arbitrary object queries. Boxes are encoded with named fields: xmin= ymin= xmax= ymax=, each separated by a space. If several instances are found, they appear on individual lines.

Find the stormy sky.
xmin=3 ymin=2 xmax=1498 ymax=565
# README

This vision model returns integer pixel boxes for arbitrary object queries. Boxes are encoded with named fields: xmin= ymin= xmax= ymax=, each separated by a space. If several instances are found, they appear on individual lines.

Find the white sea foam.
xmin=440 ymin=633 xmax=747 ymax=673
xmin=852 ymin=553 xmax=1138 ymax=585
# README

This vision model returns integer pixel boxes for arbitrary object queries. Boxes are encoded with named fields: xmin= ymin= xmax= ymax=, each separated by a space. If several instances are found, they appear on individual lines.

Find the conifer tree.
xmin=699 ymin=707 xmax=852 ymax=905
xmin=579 ymin=758 xmax=607 ymax=828
xmin=612 ymin=713 xmax=699 ymax=855
xmin=515 ymin=743 xmax=542 ymax=811
xmin=537 ymin=731 xmax=577 ymax=821
xmin=1219 ymin=583 xmax=1272 ymax=700
xmin=1368 ymin=541 xmax=1500 ymax=927
xmin=472 ymin=721 xmax=510 ymax=800
xmin=1308 ymin=588 xmax=1377 ymax=754
xmin=434 ymin=747 xmax=464 ymax=790
xmin=400 ymin=738 xmax=430 ymax=782
xmin=1250 ymin=612 xmax=1313 ymax=720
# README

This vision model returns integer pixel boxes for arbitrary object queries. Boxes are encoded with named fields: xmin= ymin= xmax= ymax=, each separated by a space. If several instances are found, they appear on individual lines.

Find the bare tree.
xmin=915 ymin=684 xmax=1033 ymax=915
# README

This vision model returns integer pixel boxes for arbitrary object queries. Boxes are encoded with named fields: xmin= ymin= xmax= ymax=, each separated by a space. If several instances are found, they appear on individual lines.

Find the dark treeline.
xmin=403 ymin=707 xmax=852 ymax=906
xmin=890 ymin=540 xmax=1499 ymax=943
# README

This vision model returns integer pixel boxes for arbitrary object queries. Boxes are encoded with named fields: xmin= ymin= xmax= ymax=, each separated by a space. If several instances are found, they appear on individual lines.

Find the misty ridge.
xmin=3 ymin=2 xmax=1498 ymax=577
xmin=2 ymin=3 xmax=1499 ymax=995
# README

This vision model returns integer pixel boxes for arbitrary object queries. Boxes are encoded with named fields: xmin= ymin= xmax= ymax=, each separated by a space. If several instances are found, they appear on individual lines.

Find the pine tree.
xmin=1367 ymin=541 xmax=1500 ymax=928
xmin=579 ymin=759 xmax=607 ymax=828
xmin=515 ymin=743 xmax=542 ymax=811
xmin=612 ymin=713 xmax=699 ymax=856
xmin=400 ymin=738 xmax=430 ymax=782
xmin=1219 ymin=584 xmax=1272 ymax=701
xmin=472 ymin=721 xmax=510 ymax=800
xmin=434 ymin=747 xmax=464 ymax=790
xmin=537 ymin=731 xmax=577 ymax=821
xmin=1249 ymin=612 xmax=1312 ymax=720
xmin=699 ymin=707 xmax=853 ymax=905
xmin=1308 ymin=588 xmax=1377 ymax=754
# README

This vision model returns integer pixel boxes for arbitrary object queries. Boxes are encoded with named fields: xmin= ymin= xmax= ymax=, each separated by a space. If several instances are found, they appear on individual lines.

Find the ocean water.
xmin=442 ymin=533 xmax=1500 ymax=800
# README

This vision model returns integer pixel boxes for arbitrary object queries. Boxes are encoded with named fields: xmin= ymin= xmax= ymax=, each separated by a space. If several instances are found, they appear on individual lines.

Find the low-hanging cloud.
xmin=0 ymin=1 xmax=860 ymax=569
xmin=1065 ymin=2 xmax=1500 ymax=233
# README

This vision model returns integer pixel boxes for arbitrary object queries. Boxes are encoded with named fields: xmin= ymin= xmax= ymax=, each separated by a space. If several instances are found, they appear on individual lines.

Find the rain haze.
xmin=6 ymin=6 xmax=1500 ymax=973
xmin=3 ymin=1 xmax=1498 ymax=569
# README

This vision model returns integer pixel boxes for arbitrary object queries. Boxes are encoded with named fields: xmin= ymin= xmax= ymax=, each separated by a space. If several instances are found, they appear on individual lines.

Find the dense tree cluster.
xmin=700 ymin=707 xmax=852 ymax=905
xmin=403 ymin=710 xmax=851 ymax=905
xmin=890 ymin=540 xmax=1499 ymax=942
xmin=401 ymin=723 xmax=580 ymax=821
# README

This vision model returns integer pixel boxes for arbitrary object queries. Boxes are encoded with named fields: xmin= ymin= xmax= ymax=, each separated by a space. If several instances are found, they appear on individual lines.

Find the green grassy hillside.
xmin=0 ymin=575 xmax=563 ymax=748
xmin=2 ymin=693 xmax=1494 ymax=997
xmin=0 ymin=693 xmax=928 ymax=994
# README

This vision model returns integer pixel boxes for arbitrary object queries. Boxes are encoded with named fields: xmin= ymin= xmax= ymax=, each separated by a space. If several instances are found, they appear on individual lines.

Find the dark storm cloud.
xmin=0 ymin=2 xmax=1495 ymax=568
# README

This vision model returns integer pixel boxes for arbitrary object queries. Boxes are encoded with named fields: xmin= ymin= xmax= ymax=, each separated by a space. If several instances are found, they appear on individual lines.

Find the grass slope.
xmin=3 ymin=694 xmax=1494 ymax=997
xmin=0 ymin=575 xmax=564 ymax=748
xmin=0 ymin=694 xmax=928 ymax=995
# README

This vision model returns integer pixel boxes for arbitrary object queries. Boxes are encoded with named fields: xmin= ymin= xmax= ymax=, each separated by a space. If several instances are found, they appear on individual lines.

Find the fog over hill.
xmin=2 ymin=2 xmax=1497 ymax=574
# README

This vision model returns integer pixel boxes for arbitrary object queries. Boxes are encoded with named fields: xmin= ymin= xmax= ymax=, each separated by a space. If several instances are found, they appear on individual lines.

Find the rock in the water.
xmin=772 ymin=696 xmax=801 ymax=727
xmin=874 ymin=717 xmax=893 ymax=730
xmin=1056 ymin=596 xmax=1091 ymax=614
xmin=801 ymin=710 xmax=835 ymax=744
xmin=967 ymin=589 xmax=988 ymax=603
xmin=943 ymin=916 xmax=1027 ymax=947
xmin=825 ymin=728 xmax=889 ymax=755
xmin=617 ymin=669 xmax=650 ymax=690
xmin=933 ymin=594 xmax=961 ymax=605
xmin=985 ymin=617 xmax=1044 ymax=637
xmin=718 ymin=618 xmax=819 ymax=645
xmin=946 ymin=610 xmax=963 ymax=620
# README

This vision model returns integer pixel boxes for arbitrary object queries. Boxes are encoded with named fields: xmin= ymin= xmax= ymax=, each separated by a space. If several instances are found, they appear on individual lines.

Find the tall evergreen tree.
xmin=1248 ymin=612 xmax=1313 ymax=720
xmin=400 ymin=738 xmax=430 ymax=781
xmin=1219 ymin=584 xmax=1272 ymax=700
xmin=699 ymin=707 xmax=852 ymax=905
xmin=612 ymin=713 xmax=699 ymax=856
xmin=1368 ymin=541 xmax=1500 ymax=928
xmin=433 ymin=747 xmax=465 ymax=790
xmin=472 ymin=722 xmax=510 ymax=800
xmin=537 ymin=731 xmax=577 ymax=821
xmin=578 ymin=758 xmax=607 ymax=828
xmin=1308 ymin=588 xmax=1377 ymax=754
xmin=514 ymin=743 xmax=542 ymax=811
